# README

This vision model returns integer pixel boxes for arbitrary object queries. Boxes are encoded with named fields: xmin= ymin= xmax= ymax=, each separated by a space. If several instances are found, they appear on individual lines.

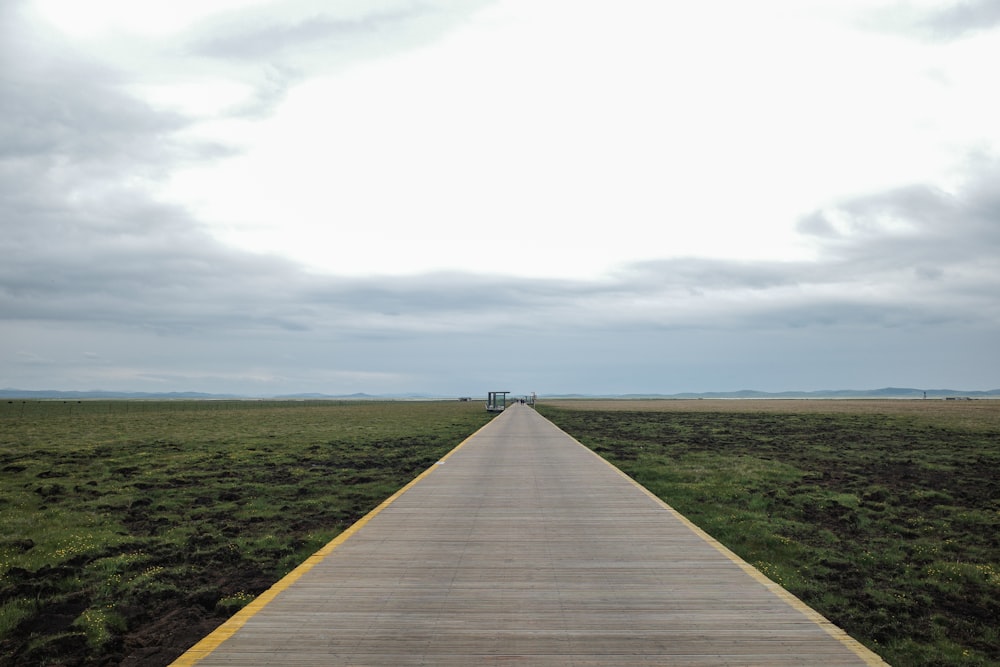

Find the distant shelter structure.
xmin=486 ymin=391 xmax=510 ymax=413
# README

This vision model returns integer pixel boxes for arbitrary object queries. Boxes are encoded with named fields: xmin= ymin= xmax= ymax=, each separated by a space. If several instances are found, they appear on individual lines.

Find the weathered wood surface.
xmin=175 ymin=404 xmax=886 ymax=666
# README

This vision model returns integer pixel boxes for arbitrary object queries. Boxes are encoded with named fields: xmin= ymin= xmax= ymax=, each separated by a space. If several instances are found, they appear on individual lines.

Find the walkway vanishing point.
xmin=174 ymin=404 xmax=887 ymax=666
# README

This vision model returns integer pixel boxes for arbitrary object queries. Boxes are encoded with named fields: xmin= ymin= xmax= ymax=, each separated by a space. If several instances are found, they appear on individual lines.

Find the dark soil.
xmin=0 ymin=543 xmax=278 ymax=666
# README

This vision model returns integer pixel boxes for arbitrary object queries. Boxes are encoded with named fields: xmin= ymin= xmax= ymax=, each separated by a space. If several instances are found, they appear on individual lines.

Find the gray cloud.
xmin=182 ymin=1 xmax=492 ymax=116
xmin=921 ymin=0 xmax=1000 ymax=39
xmin=619 ymin=258 xmax=804 ymax=292
xmin=863 ymin=0 xmax=1000 ymax=40
xmin=0 ymin=9 xmax=277 ymax=337
xmin=796 ymin=163 xmax=1000 ymax=291
xmin=190 ymin=7 xmax=429 ymax=60
xmin=0 ymin=13 xmax=197 ymax=171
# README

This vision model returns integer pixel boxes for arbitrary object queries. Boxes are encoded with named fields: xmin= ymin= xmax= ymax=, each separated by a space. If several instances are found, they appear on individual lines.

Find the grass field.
xmin=537 ymin=399 xmax=1000 ymax=667
xmin=0 ymin=400 xmax=493 ymax=666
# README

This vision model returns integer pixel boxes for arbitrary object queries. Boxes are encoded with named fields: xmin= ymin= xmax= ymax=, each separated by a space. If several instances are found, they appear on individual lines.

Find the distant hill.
xmin=0 ymin=389 xmax=239 ymax=400
xmin=3 ymin=387 xmax=998 ymax=400
xmin=543 ymin=387 xmax=1000 ymax=399
xmin=275 ymin=392 xmax=375 ymax=399
xmin=0 ymin=389 xmax=438 ymax=400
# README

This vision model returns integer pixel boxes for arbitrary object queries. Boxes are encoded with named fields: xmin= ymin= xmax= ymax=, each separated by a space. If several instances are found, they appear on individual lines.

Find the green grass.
xmin=0 ymin=399 xmax=492 ymax=666
xmin=537 ymin=403 xmax=1000 ymax=667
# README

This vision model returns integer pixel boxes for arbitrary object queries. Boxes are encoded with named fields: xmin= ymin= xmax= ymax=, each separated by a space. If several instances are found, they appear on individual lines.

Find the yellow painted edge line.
xmin=546 ymin=418 xmax=890 ymax=667
xmin=170 ymin=417 xmax=496 ymax=666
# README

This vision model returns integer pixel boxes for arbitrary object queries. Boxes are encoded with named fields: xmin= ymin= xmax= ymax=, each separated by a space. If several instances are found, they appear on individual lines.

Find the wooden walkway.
xmin=173 ymin=404 xmax=887 ymax=666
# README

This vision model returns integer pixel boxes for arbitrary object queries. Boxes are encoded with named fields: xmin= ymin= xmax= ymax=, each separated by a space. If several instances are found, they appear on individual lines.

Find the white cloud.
xmin=144 ymin=0 xmax=1000 ymax=279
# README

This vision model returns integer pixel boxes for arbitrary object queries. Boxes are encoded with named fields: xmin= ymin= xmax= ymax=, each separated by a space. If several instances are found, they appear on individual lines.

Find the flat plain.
xmin=542 ymin=397 xmax=1000 ymax=423
xmin=537 ymin=399 xmax=1000 ymax=667
xmin=3 ymin=398 xmax=997 ymax=666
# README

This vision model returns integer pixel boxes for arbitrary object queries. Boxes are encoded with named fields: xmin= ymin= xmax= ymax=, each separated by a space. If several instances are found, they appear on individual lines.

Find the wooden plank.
xmin=174 ymin=405 xmax=887 ymax=666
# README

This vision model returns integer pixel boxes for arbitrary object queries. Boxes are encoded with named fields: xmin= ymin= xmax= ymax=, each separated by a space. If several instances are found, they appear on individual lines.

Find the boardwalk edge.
xmin=545 ymin=416 xmax=890 ymax=667
xmin=168 ymin=416 xmax=496 ymax=666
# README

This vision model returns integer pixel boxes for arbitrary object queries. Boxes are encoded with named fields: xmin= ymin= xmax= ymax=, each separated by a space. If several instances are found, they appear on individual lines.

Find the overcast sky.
xmin=2 ymin=0 xmax=998 ymax=396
